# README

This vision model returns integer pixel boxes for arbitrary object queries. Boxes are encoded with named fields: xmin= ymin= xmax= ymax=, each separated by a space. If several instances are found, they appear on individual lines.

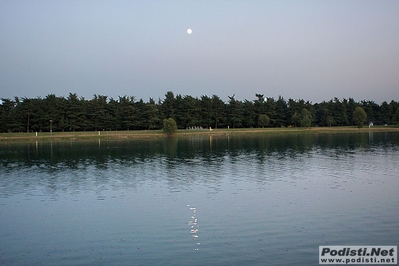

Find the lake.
xmin=1 ymin=132 xmax=398 ymax=265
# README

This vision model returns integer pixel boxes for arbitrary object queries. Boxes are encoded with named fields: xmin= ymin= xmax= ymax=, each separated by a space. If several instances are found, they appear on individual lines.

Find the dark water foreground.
xmin=1 ymin=132 xmax=398 ymax=265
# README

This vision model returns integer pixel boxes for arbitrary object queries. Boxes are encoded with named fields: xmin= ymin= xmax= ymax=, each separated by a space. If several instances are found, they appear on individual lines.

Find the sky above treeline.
xmin=1 ymin=0 xmax=399 ymax=104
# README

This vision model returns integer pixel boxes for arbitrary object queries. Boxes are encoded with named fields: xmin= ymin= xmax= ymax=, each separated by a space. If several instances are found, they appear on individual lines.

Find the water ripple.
xmin=1 ymin=133 xmax=399 ymax=265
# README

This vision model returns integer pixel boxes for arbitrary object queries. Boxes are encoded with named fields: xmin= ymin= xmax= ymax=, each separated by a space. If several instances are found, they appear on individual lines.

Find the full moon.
xmin=187 ymin=28 xmax=192 ymax=34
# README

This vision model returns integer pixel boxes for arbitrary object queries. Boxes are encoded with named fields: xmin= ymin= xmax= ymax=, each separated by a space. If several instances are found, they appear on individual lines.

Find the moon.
xmin=187 ymin=28 xmax=192 ymax=34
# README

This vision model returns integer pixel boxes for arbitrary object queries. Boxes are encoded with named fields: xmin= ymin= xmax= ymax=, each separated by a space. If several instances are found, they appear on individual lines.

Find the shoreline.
xmin=0 ymin=126 xmax=398 ymax=142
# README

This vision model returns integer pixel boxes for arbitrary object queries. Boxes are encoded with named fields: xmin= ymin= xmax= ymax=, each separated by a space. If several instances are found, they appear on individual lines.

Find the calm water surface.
xmin=1 ymin=132 xmax=398 ymax=265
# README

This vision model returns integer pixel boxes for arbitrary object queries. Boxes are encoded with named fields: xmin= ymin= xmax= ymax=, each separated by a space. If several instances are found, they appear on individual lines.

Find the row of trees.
xmin=1 ymin=91 xmax=398 ymax=133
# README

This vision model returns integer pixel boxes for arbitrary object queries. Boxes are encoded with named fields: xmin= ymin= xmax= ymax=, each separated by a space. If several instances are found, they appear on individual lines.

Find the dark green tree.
xmin=227 ymin=94 xmax=243 ymax=128
xmin=161 ymin=91 xmax=176 ymax=119
xmin=42 ymin=94 xmax=65 ymax=132
xmin=254 ymin=94 xmax=266 ymax=116
xmin=380 ymin=101 xmax=391 ymax=125
xmin=299 ymin=108 xmax=312 ymax=128
xmin=353 ymin=106 xmax=367 ymax=128
xmin=345 ymin=98 xmax=357 ymax=126
xmin=87 ymin=95 xmax=108 ymax=131
xmin=264 ymin=97 xmax=277 ymax=126
xmin=200 ymin=95 xmax=213 ymax=128
xmin=393 ymin=108 xmax=399 ymax=126
xmin=326 ymin=115 xmax=335 ymax=127
xmin=145 ymin=98 xmax=161 ymax=130
xmin=361 ymin=100 xmax=380 ymax=124
xmin=242 ymin=100 xmax=256 ymax=128
xmin=66 ymin=93 xmax=87 ymax=131
xmin=163 ymin=118 xmax=177 ymax=135
xmin=173 ymin=94 xmax=185 ymax=128
xmin=2 ymin=92 xmax=399 ymax=132
xmin=28 ymin=97 xmax=47 ymax=132
xmin=315 ymin=102 xmax=333 ymax=126
xmin=389 ymin=101 xmax=398 ymax=125
xmin=211 ymin=95 xmax=225 ymax=128
xmin=135 ymin=99 xmax=147 ymax=129
xmin=332 ymin=98 xmax=348 ymax=126
xmin=180 ymin=95 xmax=201 ymax=128
xmin=288 ymin=98 xmax=307 ymax=127
xmin=291 ymin=112 xmax=300 ymax=127
xmin=0 ymin=98 xmax=17 ymax=132
xmin=258 ymin=114 xmax=270 ymax=128
xmin=116 ymin=96 xmax=137 ymax=130
xmin=274 ymin=96 xmax=289 ymax=127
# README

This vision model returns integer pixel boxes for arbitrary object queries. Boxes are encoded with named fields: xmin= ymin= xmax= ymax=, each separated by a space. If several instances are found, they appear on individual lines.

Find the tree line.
xmin=1 ymin=91 xmax=398 ymax=133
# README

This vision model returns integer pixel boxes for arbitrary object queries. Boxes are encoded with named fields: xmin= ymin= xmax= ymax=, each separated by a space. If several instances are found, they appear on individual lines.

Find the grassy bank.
xmin=0 ymin=126 xmax=398 ymax=142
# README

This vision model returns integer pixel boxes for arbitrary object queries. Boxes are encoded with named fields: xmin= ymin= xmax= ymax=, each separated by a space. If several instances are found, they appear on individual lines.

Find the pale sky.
xmin=1 ymin=0 xmax=399 ymax=103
